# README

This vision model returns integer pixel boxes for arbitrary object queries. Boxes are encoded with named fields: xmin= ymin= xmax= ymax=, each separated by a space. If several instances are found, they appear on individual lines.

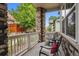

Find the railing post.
xmin=13 ymin=38 xmax=16 ymax=55
xmin=27 ymin=33 xmax=31 ymax=49
xmin=10 ymin=39 xmax=13 ymax=55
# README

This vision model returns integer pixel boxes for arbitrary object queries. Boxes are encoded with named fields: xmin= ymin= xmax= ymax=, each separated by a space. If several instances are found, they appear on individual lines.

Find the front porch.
xmin=0 ymin=3 xmax=79 ymax=56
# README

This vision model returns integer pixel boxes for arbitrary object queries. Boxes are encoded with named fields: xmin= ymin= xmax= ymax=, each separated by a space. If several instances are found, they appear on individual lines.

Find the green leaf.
xmin=10 ymin=3 xmax=36 ymax=32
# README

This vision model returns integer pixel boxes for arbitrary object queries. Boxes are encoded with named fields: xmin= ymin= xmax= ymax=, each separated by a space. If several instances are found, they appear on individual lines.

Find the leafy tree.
xmin=9 ymin=3 xmax=36 ymax=32
xmin=49 ymin=16 xmax=57 ymax=21
xmin=47 ymin=25 xmax=52 ymax=32
xmin=49 ymin=16 xmax=58 ymax=31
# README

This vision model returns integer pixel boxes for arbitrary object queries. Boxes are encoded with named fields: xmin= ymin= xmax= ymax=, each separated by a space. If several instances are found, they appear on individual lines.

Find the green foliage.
xmin=49 ymin=16 xmax=58 ymax=21
xmin=9 ymin=3 xmax=36 ymax=32
xmin=49 ymin=16 xmax=58 ymax=31
xmin=47 ymin=25 xmax=52 ymax=32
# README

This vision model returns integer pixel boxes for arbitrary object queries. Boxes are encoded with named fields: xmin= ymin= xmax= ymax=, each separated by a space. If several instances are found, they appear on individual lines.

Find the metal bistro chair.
xmin=39 ymin=33 xmax=62 ymax=56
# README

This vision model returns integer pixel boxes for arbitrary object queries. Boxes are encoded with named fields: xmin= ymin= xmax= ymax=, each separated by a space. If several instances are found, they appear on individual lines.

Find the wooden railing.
xmin=58 ymin=32 xmax=79 ymax=56
xmin=45 ymin=32 xmax=54 ymax=40
xmin=7 ymin=32 xmax=79 ymax=56
xmin=8 ymin=32 xmax=39 ymax=56
xmin=45 ymin=32 xmax=79 ymax=56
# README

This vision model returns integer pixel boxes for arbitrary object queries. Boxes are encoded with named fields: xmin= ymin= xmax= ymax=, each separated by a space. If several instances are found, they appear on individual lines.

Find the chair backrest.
xmin=50 ymin=33 xmax=62 ymax=54
xmin=56 ymin=36 xmax=62 ymax=47
xmin=51 ymin=40 xmax=58 ymax=54
xmin=52 ymin=32 xmax=58 ymax=42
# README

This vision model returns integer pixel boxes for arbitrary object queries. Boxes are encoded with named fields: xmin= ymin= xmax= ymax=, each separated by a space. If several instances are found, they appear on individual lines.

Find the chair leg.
xmin=39 ymin=47 xmax=42 ymax=56
xmin=57 ymin=52 xmax=59 ymax=56
xmin=39 ymin=51 xmax=41 ymax=56
xmin=54 ymin=51 xmax=59 ymax=56
xmin=55 ymin=52 xmax=58 ymax=56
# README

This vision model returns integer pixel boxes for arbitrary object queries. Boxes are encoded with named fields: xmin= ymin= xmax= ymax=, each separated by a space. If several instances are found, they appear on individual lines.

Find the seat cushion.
xmin=45 ymin=40 xmax=51 ymax=46
xmin=41 ymin=46 xmax=54 ymax=56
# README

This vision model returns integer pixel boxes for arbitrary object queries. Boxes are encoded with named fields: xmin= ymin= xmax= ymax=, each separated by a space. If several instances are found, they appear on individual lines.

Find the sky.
xmin=45 ymin=11 xmax=59 ymax=27
xmin=7 ymin=3 xmax=19 ymax=10
xmin=7 ymin=3 xmax=59 ymax=27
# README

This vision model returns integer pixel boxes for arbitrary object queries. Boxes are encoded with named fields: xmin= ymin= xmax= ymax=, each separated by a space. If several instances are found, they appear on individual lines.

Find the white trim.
xmin=75 ymin=3 xmax=79 ymax=43
xmin=65 ymin=4 xmax=76 ymax=17
xmin=64 ymin=3 xmax=66 ymax=34
xmin=60 ymin=10 xmax=62 ymax=32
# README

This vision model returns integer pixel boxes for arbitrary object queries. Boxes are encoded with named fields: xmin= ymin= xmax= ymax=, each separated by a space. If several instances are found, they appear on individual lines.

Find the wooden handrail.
xmin=57 ymin=32 xmax=79 ymax=55
xmin=8 ymin=32 xmax=38 ymax=37
xmin=8 ymin=32 xmax=39 ymax=56
xmin=58 ymin=32 xmax=79 ymax=49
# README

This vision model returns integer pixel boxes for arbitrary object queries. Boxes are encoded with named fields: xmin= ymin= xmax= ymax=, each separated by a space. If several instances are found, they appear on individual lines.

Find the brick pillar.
xmin=0 ymin=3 xmax=8 ymax=56
xmin=36 ymin=7 xmax=45 ymax=42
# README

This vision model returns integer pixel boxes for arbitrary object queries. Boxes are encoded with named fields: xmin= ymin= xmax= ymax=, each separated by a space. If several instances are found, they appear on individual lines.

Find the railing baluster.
xmin=22 ymin=37 xmax=24 ymax=50
xmin=24 ymin=35 xmax=27 ymax=49
xmin=15 ymin=38 xmax=17 ymax=55
xmin=24 ymin=36 xmax=26 ymax=49
xmin=14 ymin=39 xmax=16 ymax=54
xmin=17 ymin=37 xmax=19 ymax=53
xmin=27 ymin=33 xmax=30 ymax=49
xmin=10 ymin=39 xmax=13 ymax=55
xmin=20 ymin=38 xmax=22 ymax=51
xmin=15 ymin=38 xmax=17 ymax=54
xmin=13 ymin=39 xmax=14 ymax=55
xmin=21 ymin=36 xmax=23 ymax=51
xmin=21 ymin=36 xmax=23 ymax=50
xmin=22 ymin=36 xmax=24 ymax=50
xmin=22 ymin=36 xmax=25 ymax=50
xmin=18 ymin=37 xmax=20 ymax=53
xmin=19 ymin=37 xmax=21 ymax=52
xmin=8 ymin=40 xmax=11 ymax=55
xmin=8 ymin=32 xmax=39 ymax=55
xmin=20 ymin=37 xmax=22 ymax=51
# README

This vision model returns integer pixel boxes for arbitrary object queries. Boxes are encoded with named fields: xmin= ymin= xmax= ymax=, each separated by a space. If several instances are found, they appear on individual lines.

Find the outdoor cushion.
xmin=40 ymin=46 xmax=53 ymax=56
xmin=45 ymin=40 xmax=50 ymax=46
xmin=51 ymin=41 xmax=58 ymax=54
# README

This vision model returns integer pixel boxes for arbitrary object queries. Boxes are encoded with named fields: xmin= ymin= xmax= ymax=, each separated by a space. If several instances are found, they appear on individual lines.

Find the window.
xmin=66 ymin=10 xmax=75 ymax=38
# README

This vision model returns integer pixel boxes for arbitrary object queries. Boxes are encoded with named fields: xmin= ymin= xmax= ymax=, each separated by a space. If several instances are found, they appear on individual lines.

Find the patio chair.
xmin=45 ymin=32 xmax=58 ymax=46
xmin=39 ymin=34 xmax=62 ymax=56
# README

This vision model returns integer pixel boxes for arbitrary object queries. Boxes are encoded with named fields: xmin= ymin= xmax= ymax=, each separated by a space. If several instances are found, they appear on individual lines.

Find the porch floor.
xmin=21 ymin=42 xmax=63 ymax=56
xmin=22 ymin=42 xmax=45 ymax=56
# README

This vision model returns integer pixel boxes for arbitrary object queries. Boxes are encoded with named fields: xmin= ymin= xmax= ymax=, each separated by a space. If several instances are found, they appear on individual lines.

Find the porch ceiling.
xmin=33 ymin=3 xmax=62 ymax=11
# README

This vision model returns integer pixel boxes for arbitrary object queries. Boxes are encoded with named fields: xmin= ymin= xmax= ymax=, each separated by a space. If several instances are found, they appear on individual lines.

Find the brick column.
xmin=36 ymin=7 xmax=45 ymax=42
xmin=0 ymin=4 xmax=8 ymax=56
